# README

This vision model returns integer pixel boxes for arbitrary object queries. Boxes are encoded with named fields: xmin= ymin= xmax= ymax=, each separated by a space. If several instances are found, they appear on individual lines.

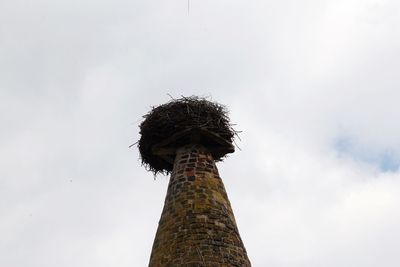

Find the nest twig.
xmin=137 ymin=96 xmax=238 ymax=175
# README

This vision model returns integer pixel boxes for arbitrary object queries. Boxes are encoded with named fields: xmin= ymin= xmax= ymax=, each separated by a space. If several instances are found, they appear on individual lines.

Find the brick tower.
xmin=138 ymin=97 xmax=251 ymax=266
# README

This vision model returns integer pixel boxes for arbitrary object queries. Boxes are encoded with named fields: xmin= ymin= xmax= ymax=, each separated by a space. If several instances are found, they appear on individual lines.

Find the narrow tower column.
xmin=137 ymin=97 xmax=251 ymax=266
xmin=149 ymin=144 xmax=251 ymax=266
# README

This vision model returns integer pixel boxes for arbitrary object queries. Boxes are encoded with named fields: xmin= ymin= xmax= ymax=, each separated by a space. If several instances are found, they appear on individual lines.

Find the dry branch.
xmin=137 ymin=96 xmax=238 ymax=175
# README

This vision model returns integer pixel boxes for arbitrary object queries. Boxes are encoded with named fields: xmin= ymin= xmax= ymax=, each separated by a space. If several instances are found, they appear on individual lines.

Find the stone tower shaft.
xmin=149 ymin=144 xmax=251 ymax=266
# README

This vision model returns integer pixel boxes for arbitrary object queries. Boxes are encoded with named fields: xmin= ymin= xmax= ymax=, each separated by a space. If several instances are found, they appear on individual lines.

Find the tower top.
xmin=138 ymin=96 xmax=237 ymax=175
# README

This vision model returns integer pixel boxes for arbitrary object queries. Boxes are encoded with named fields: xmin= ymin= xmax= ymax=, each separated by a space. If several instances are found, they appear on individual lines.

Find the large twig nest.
xmin=138 ymin=96 xmax=237 ymax=175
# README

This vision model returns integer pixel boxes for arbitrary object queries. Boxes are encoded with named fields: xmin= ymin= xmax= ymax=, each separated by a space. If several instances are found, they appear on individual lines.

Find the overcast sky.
xmin=1 ymin=0 xmax=400 ymax=266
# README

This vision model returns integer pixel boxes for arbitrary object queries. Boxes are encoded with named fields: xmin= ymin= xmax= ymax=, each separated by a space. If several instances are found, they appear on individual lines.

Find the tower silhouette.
xmin=138 ymin=97 xmax=251 ymax=266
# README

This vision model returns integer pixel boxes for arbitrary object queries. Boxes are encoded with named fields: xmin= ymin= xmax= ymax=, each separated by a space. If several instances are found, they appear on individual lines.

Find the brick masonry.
xmin=148 ymin=144 xmax=251 ymax=266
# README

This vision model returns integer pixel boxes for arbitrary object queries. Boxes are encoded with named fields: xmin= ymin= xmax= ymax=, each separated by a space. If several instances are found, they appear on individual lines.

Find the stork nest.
xmin=137 ymin=96 xmax=237 ymax=175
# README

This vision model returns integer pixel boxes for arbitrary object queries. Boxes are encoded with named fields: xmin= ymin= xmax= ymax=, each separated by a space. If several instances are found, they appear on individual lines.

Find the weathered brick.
xmin=148 ymin=144 xmax=251 ymax=267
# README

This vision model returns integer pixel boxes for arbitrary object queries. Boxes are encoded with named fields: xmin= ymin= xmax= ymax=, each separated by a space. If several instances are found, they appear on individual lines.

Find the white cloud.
xmin=1 ymin=0 xmax=400 ymax=266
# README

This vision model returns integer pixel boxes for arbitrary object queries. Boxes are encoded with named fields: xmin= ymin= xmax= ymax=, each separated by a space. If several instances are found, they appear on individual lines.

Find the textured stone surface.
xmin=149 ymin=144 xmax=251 ymax=267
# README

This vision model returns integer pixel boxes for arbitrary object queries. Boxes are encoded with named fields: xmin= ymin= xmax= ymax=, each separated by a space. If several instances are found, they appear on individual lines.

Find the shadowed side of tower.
xmin=149 ymin=144 xmax=250 ymax=266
